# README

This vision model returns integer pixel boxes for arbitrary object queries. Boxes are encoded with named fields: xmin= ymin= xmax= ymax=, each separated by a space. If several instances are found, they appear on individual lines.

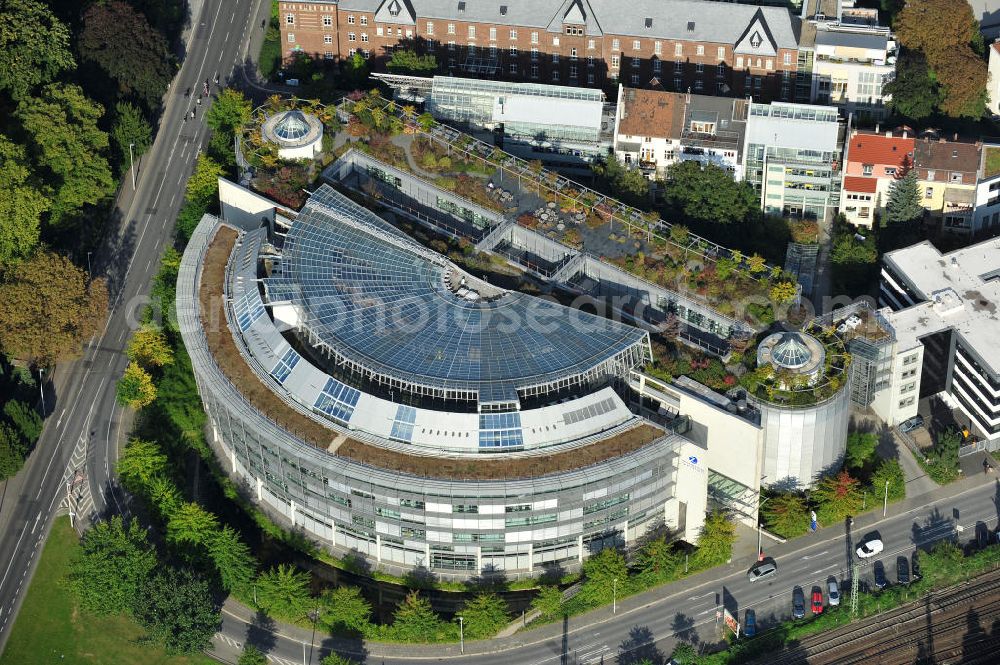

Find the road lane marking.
xmin=802 ymin=550 xmax=829 ymax=560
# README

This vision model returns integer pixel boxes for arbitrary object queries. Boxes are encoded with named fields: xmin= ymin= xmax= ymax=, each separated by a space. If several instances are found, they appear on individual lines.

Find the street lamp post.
xmin=129 ymin=143 xmax=137 ymax=190
xmin=458 ymin=615 xmax=464 ymax=654
xmin=38 ymin=367 xmax=45 ymax=415
xmin=613 ymin=577 xmax=618 ymax=614
xmin=883 ymin=479 xmax=889 ymax=518
xmin=87 ymin=251 xmax=92 ymax=277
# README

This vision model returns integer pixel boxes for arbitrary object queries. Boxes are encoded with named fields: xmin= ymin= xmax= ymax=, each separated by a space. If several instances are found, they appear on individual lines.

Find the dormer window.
xmin=750 ymin=31 xmax=762 ymax=49
xmin=500 ymin=5 xmax=507 ymax=15
xmin=645 ymin=17 xmax=653 ymax=29
xmin=687 ymin=21 xmax=695 ymax=31
xmin=388 ymin=0 xmax=401 ymax=16
xmin=458 ymin=1 xmax=466 ymax=12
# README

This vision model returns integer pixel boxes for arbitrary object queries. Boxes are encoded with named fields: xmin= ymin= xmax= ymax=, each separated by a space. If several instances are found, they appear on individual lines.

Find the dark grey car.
xmin=792 ymin=587 xmax=805 ymax=619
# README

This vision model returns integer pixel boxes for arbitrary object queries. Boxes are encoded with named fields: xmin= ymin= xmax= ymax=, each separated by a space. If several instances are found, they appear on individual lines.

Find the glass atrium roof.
xmin=273 ymin=110 xmax=310 ymax=141
xmin=771 ymin=333 xmax=812 ymax=369
xmin=264 ymin=186 xmax=649 ymax=402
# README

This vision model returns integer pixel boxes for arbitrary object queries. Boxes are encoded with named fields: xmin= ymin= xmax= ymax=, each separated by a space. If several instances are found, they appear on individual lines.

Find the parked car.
xmin=899 ymin=415 xmax=924 ymax=432
xmin=747 ymin=559 xmax=778 ymax=583
xmin=792 ymin=587 xmax=806 ymax=619
xmin=873 ymin=560 xmax=887 ymax=590
xmin=744 ymin=609 xmax=757 ymax=637
xmin=897 ymin=556 xmax=910 ymax=585
xmin=827 ymin=578 xmax=841 ymax=606
xmin=857 ymin=539 xmax=884 ymax=558
xmin=811 ymin=587 xmax=824 ymax=614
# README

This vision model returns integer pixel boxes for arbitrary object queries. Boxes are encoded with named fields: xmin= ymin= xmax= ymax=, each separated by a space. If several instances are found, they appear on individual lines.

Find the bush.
xmin=762 ymin=493 xmax=810 ymax=539
xmin=460 ymin=592 xmax=510 ymax=639
xmin=869 ymin=458 xmax=906 ymax=503
xmin=691 ymin=511 xmax=736 ymax=569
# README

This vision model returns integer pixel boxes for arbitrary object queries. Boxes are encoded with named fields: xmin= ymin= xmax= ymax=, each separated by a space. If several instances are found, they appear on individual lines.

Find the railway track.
xmin=759 ymin=569 xmax=1000 ymax=665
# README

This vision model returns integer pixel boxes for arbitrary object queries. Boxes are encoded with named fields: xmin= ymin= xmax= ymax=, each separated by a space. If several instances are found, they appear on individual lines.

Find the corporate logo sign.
xmin=681 ymin=454 xmax=706 ymax=475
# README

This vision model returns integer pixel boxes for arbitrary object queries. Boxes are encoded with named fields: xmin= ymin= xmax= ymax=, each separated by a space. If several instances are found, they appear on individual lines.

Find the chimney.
xmin=954 ymin=132 xmax=959 ymax=141
xmin=875 ymin=122 xmax=880 ymax=134
xmin=903 ymin=130 xmax=908 ymax=139
xmin=885 ymin=130 xmax=891 ymax=138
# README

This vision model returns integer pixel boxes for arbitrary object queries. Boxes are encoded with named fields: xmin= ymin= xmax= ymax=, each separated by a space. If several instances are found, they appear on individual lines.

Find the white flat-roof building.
xmin=877 ymin=238 xmax=1000 ymax=443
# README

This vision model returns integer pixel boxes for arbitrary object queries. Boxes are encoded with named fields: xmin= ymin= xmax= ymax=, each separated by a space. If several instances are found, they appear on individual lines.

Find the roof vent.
xmin=458 ymin=0 xmax=466 ymax=12
xmin=500 ymin=4 xmax=507 ymax=15
xmin=687 ymin=21 xmax=696 ymax=31
xmin=645 ymin=17 xmax=653 ymax=28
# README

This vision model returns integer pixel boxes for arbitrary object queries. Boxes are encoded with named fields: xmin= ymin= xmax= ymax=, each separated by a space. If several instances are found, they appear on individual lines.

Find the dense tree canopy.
xmin=387 ymin=49 xmax=439 ymax=74
xmin=691 ymin=510 xmax=736 ymax=568
xmin=116 ymin=362 xmax=158 ymax=408
xmin=663 ymin=161 xmax=759 ymax=225
xmin=0 ymin=0 xmax=75 ymax=101
xmin=460 ymin=593 xmax=510 ymax=639
xmin=0 ymin=424 xmax=28 ymax=480
xmin=592 ymin=156 xmax=650 ymax=207
xmin=16 ymin=83 xmax=115 ymax=223
xmin=884 ymin=169 xmax=924 ymax=226
xmin=389 ymin=591 xmax=450 ymax=642
xmin=111 ymin=101 xmax=153 ymax=174
xmin=207 ymin=526 xmax=257 ymax=593
xmin=762 ymin=493 xmax=810 ymax=538
xmin=255 ymin=564 xmax=313 ymax=619
xmin=0 ymin=136 xmax=49 ymax=269
xmin=67 ymin=516 xmax=157 ymax=615
xmin=319 ymin=586 xmax=373 ymax=635
xmin=116 ymin=437 xmax=169 ymax=490
xmin=813 ymin=470 xmax=863 ymax=524
xmin=79 ymin=1 xmax=173 ymax=110
xmin=0 ymin=250 xmax=108 ymax=364
xmin=186 ymin=154 xmax=225 ymax=207
xmin=884 ymin=51 xmax=940 ymax=120
xmin=133 ymin=566 xmax=220 ymax=654
xmin=578 ymin=548 xmax=628 ymax=606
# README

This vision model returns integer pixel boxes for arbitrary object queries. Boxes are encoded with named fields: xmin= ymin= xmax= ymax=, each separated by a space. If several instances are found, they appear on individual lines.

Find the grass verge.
xmin=2 ymin=516 xmax=216 ymax=665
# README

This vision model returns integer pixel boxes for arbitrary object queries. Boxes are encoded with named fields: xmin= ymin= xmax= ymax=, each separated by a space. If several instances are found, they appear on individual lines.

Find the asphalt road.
xmin=208 ymin=479 xmax=1000 ymax=665
xmin=0 ymin=0 xmax=270 ymax=654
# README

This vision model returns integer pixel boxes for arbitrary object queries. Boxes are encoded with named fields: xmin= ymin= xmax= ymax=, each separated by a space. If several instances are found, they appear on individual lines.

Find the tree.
xmin=670 ymin=643 xmax=699 ymax=665
xmin=343 ymin=52 xmax=369 ymax=87
xmin=0 ymin=424 xmax=28 ymax=480
xmin=16 ymin=84 xmax=115 ymax=223
xmin=762 ymin=493 xmax=810 ymax=538
xmin=579 ymin=547 xmax=628 ymax=606
xmin=186 ymin=154 xmax=224 ymax=207
xmin=633 ymin=535 xmax=683 ymax=581
xmin=884 ymin=169 xmax=924 ymax=226
xmin=530 ymin=586 xmax=564 ymax=620
xmin=111 ymin=102 xmax=153 ymax=175
xmin=0 ymin=250 xmax=108 ymax=364
xmin=691 ymin=511 xmax=736 ymax=569
xmin=321 ymin=655 xmax=360 ymax=665
xmin=67 ymin=516 xmax=157 ymax=615
xmin=4 ymin=400 xmax=42 ymax=443
xmin=238 ymin=645 xmax=268 ymax=665
xmin=935 ymin=47 xmax=988 ymax=118
xmin=127 ymin=324 xmax=174 ymax=368
xmin=79 ymin=1 xmax=173 ymax=110
xmin=770 ymin=281 xmax=798 ymax=305
xmin=869 ymin=458 xmax=906 ymax=503
xmin=0 ymin=136 xmax=49 ymax=270
xmin=592 ymin=156 xmax=650 ymax=207
xmin=0 ymin=0 xmax=75 ymax=101
xmin=387 ymin=49 xmax=439 ymax=74
xmin=845 ymin=431 xmax=879 ymax=469
xmin=460 ymin=593 xmax=510 ymax=640
xmin=884 ymin=51 xmax=940 ymax=120
xmin=206 ymin=88 xmax=253 ymax=136
xmin=166 ymin=501 xmax=220 ymax=547
xmin=133 ymin=566 xmax=220 ymax=654
xmin=207 ymin=526 xmax=257 ymax=593
xmin=256 ymin=564 xmax=313 ymax=619
xmin=116 ymin=438 xmax=168 ymax=490
xmin=812 ymin=470 xmax=863 ymax=524
xmin=927 ymin=428 xmax=961 ymax=482
xmin=390 ymin=591 xmax=448 ymax=642
xmin=147 ymin=475 xmax=183 ymax=519
xmin=116 ymin=362 xmax=157 ymax=408
xmin=319 ymin=585 xmax=372 ymax=635
xmin=663 ymin=161 xmax=758 ymax=225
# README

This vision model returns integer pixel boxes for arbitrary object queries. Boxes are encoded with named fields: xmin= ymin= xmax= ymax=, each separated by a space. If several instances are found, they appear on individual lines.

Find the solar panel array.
xmin=313 ymin=377 xmax=361 ymax=423
xmin=270 ymin=347 xmax=300 ymax=384
xmin=478 ymin=412 xmax=524 ymax=449
xmin=266 ymin=185 xmax=648 ymax=402
xmin=388 ymin=404 xmax=418 ymax=442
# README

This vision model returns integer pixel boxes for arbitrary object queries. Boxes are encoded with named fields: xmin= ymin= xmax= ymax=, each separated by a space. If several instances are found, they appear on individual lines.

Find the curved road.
xmin=0 ymin=0 xmax=270 ymax=654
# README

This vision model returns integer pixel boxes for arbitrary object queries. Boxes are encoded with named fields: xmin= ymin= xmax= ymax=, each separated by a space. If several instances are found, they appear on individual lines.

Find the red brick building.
xmin=279 ymin=0 xmax=810 ymax=102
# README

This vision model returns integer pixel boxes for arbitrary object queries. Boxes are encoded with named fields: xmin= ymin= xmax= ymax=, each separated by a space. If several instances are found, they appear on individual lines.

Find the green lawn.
xmin=1 ymin=517 xmax=217 ymax=665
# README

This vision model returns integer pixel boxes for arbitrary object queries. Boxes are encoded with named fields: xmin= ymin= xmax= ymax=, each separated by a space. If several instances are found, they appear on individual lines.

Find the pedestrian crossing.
xmin=213 ymin=632 xmax=299 ymax=665
xmin=57 ymin=433 xmax=94 ymax=523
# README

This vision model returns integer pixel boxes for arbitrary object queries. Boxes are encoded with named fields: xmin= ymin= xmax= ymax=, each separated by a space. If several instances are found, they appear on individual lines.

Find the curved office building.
xmin=178 ymin=183 xmax=693 ymax=579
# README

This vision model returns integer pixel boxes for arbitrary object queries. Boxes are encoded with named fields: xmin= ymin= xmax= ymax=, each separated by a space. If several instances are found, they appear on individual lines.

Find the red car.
xmin=811 ymin=588 xmax=824 ymax=614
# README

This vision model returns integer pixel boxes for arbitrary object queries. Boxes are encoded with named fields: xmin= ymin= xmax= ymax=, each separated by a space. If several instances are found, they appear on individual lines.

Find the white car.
xmin=856 ymin=539 xmax=884 ymax=558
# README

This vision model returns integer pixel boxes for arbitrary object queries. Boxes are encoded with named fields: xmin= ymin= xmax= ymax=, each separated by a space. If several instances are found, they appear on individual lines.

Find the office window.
xmin=753 ymin=76 xmax=761 ymax=88
xmin=784 ymin=52 xmax=792 ymax=65
xmin=736 ymin=55 xmax=743 ymax=69
xmin=675 ymin=43 xmax=683 ymax=55
xmin=448 ymin=40 xmax=456 ymax=51
xmin=862 ymin=164 xmax=873 ymax=176
xmin=361 ymin=33 xmax=368 ymax=42
xmin=510 ymin=29 xmax=518 ymax=40
xmin=323 ymin=15 xmax=332 ymax=27
xmin=611 ymin=54 xmax=619 ymax=68
xmin=427 ymin=21 xmax=434 ymax=34
xmin=674 ymin=76 xmax=682 ymax=89
xmin=766 ymin=59 xmax=773 ymax=70
xmin=347 ymin=15 xmax=354 ymax=24
xmin=377 ymin=26 xmax=383 ymax=36
xmin=695 ymin=62 xmax=703 ymax=73
xmin=489 ymin=26 xmax=496 ymax=40
xmin=552 ymin=53 xmax=559 ymax=64
xmin=553 ymin=36 xmax=560 ymax=46
xmin=587 ymin=55 xmax=594 ymax=67
xmin=633 ymin=39 xmax=641 ymax=50
xmin=631 ymin=56 xmax=638 ymax=67
xmin=570 ymin=65 xmax=577 ymax=78
xmin=448 ymin=23 xmax=455 ymax=34
xmin=553 ymin=70 xmax=561 ymax=81
xmin=631 ymin=73 xmax=639 ymax=84
xmin=612 ymin=38 xmax=620 ymax=50
xmin=509 ymin=45 xmax=517 ymax=55
xmin=654 ymin=41 xmax=662 ymax=55
xmin=694 ymin=80 xmax=703 ymax=91
xmin=468 ymin=25 xmax=475 ymax=38
xmin=360 ymin=16 xmax=368 ymax=25
xmin=571 ymin=47 xmax=577 ymax=59
xmin=653 ymin=58 xmax=661 ymax=73
xmin=588 ymin=72 xmax=595 ymax=84
xmin=324 ymin=51 xmax=334 ymax=59
xmin=588 ymin=38 xmax=595 ymax=50
xmin=287 ymin=32 xmax=295 ymax=42
xmin=285 ymin=13 xmax=294 ymax=25
xmin=531 ymin=64 xmax=539 ymax=78
xmin=324 ymin=34 xmax=332 ymax=44
xmin=696 ymin=45 xmax=704 ymax=56
xmin=510 ymin=62 xmax=517 ymax=73
xmin=531 ymin=31 xmax=538 ymax=44
xmin=531 ymin=47 xmax=538 ymax=60
xmin=717 ymin=46 xmax=725 ymax=59
xmin=925 ymin=187 xmax=933 ymax=198
xmin=348 ymin=48 xmax=356 ymax=56
xmin=347 ymin=32 xmax=356 ymax=42
xmin=427 ymin=41 xmax=435 ymax=52
xmin=885 ymin=167 xmax=897 ymax=176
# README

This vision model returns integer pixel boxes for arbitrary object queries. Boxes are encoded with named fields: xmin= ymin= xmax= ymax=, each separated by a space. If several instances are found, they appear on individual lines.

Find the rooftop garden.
xmin=984 ymin=145 xmax=1000 ymax=179
xmin=323 ymin=92 xmax=799 ymax=328
xmin=737 ymin=323 xmax=852 ymax=407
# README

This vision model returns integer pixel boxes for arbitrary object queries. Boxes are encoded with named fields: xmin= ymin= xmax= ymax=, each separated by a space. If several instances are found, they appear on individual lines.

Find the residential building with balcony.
xmin=742 ymin=101 xmax=843 ymax=219
xmin=839 ymin=129 xmax=915 ymax=227
xmin=914 ymin=136 xmax=983 ymax=234
xmin=612 ymin=87 xmax=747 ymax=180
xmin=808 ymin=29 xmax=894 ymax=121
xmin=876 ymin=238 xmax=1000 ymax=445
xmin=278 ymin=0 xmax=808 ymax=102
